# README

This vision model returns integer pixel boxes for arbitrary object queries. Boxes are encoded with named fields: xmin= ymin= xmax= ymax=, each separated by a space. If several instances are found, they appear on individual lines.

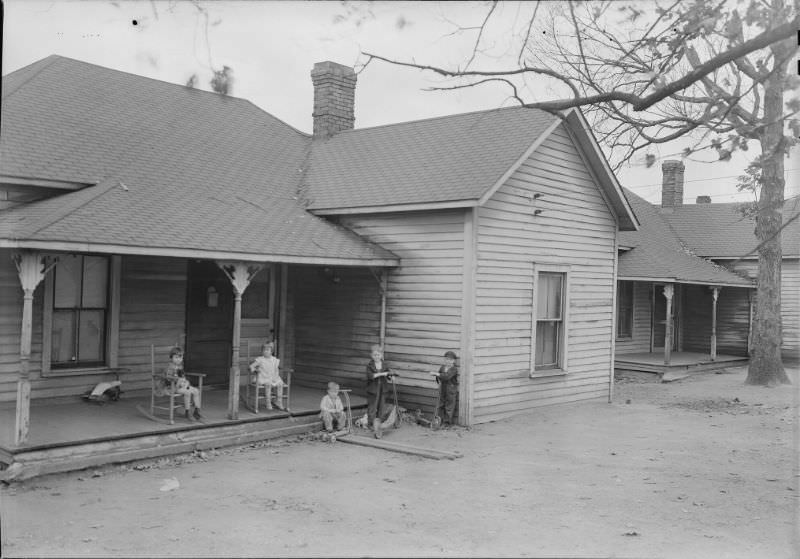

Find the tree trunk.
xmin=746 ymin=40 xmax=790 ymax=386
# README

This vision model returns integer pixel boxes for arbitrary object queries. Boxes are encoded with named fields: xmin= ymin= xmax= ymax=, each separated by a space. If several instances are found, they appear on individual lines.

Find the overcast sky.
xmin=3 ymin=0 xmax=798 ymax=205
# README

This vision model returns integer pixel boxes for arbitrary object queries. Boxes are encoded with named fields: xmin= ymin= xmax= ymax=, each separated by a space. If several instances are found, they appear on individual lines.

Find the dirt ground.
xmin=1 ymin=364 xmax=798 ymax=559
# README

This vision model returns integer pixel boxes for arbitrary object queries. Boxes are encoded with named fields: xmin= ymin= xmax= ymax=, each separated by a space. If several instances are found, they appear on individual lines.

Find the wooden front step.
xmin=1 ymin=415 xmax=323 ymax=481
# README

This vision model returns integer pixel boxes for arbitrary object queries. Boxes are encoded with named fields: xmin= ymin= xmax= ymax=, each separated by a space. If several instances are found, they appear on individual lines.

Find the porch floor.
xmin=0 ymin=385 xmax=366 ymax=450
xmin=615 ymin=351 xmax=748 ymax=375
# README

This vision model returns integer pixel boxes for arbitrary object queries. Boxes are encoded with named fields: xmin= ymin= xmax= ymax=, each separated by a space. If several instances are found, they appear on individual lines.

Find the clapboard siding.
xmin=473 ymin=123 xmax=617 ymax=422
xmin=0 ymin=253 xmax=190 ymax=401
xmin=616 ymin=282 xmax=654 ymax=354
xmin=723 ymin=258 xmax=799 ymax=359
xmin=339 ymin=211 xmax=465 ymax=414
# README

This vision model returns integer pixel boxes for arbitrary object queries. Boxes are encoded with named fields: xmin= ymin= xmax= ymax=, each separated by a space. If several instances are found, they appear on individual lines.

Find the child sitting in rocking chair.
xmin=249 ymin=341 xmax=285 ymax=410
xmin=164 ymin=346 xmax=202 ymax=420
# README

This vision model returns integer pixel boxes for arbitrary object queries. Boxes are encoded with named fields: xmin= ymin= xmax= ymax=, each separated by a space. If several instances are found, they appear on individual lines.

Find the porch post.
xmin=218 ymin=261 xmax=264 ymax=420
xmin=12 ymin=252 xmax=57 ymax=445
xmin=379 ymin=271 xmax=388 ymax=348
xmin=663 ymin=284 xmax=674 ymax=365
xmin=710 ymin=287 xmax=720 ymax=361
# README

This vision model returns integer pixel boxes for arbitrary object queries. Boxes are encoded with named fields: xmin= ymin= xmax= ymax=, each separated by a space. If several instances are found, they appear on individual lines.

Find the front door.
xmin=652 ymin=284 xmax=679 ymax=351
xmin=185 ymin=260 xmax=233 ymax=385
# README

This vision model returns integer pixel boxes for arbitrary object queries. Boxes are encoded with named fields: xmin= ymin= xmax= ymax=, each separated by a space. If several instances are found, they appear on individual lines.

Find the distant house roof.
xmin=660 ymin=195 xmax=800 ymax=259
xmin=0 ymin=55 xmax=637 ymax=264
xmin=618 ymin=190 xmax=753 ymax=287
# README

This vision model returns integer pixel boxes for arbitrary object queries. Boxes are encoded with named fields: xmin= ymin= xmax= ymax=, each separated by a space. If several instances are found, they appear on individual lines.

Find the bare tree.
xmin=362 ymin=0 xmax=798 ymax=385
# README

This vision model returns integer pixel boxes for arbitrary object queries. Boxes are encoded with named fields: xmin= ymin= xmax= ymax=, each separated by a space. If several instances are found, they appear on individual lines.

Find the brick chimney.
xmin=311 ymin=61 xmax=356 ymax=140
xmin=696 ymin=195 xmax=711 ymax=204
xmin=661 ymin=160 xmax=685 ymax=208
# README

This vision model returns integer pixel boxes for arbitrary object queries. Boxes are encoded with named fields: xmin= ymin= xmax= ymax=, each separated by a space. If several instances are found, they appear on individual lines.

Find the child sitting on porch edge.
xmin=319 ymin=381 xmax=347 ymax=433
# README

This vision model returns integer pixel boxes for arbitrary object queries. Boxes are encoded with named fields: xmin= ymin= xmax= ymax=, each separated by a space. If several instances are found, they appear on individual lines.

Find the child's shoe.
xmin=193 ymin=408 xmax=202 ymax=420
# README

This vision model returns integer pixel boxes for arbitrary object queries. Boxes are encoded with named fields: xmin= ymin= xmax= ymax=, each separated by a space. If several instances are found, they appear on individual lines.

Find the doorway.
xmin=185 ymin=260 xmax=233 ymax=385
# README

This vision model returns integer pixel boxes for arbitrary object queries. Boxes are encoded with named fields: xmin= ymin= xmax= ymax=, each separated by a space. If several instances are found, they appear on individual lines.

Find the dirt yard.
xmin=1 ymin=364 xmax=798 ymax=558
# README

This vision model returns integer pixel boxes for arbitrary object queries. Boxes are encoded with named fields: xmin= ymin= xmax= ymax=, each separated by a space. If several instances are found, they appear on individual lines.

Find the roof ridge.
xmin=7 ymin=55 xmax=312 ymax=138
xmin=338 ymin=104 xmax=544 ymax=135
xmin=2 ymin=55 xmax=61 ymax=100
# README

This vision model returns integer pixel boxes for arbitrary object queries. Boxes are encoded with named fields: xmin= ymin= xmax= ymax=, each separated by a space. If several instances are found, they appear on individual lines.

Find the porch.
xmin=0 ymin=385 xmax=367 ymax=480
xmin=615 ymin=351 xmax=748 ymax=377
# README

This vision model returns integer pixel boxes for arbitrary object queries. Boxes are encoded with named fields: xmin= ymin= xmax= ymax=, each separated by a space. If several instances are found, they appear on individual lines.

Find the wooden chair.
xmin=148 ymin=344 xmax=206 ymax=424
xmin=244 ymin=341 xmax=291 ymax=413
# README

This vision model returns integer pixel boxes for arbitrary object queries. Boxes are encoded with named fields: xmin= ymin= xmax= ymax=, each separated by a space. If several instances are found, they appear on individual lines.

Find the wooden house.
xmin=614 ymin=160 xmax=798 ymax=375
xmin=0 ymin=56 xmax=638 ymax=460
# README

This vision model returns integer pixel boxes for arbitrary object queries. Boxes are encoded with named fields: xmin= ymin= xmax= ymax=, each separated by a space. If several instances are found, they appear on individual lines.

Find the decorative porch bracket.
xmin=217 ymin=261 xmax=264 ymax=420
xmin=12 ymin=251 xmax=58 ymax=445
xmin=710 ymin=287 xmax=720 ymax=361
xmin=663 ymin=284 xmax=674 ymax=366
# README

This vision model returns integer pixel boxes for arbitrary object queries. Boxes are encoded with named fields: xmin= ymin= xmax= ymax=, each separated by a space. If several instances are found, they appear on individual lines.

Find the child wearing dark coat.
xmin=430 ymin=350 xmax=459 ymax=426
xmin=365 ymin=344 xmax=394 ymax=438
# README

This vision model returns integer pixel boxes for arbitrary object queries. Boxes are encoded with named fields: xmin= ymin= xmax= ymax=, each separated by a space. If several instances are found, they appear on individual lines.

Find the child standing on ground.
xmin=249 ymin=341 xmax=285 ymax=410
xmin=164 ymin=346 xmax=202 ymax=420
xmin=319 ymin=381 xmax=347 ymax=433
xmin=429 ymin=350 xmax=459 ymax=426
xmin=365 ymin=344 xmax=393 ymax=439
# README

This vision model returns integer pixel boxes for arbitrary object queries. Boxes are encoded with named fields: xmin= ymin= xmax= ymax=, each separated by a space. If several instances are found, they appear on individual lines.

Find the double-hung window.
xmin=43 ymin=254 xmax=120 ymax=375
xmin=531 ymin=266 xmax=569 ymax=375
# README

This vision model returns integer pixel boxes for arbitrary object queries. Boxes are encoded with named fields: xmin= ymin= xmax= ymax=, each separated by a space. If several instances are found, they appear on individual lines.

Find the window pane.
xmin=242 ymin=269 xmax=269 ymax=319
xmin=52 ymin=311 xmax=76 ymax=364
xmin=535 ymin=321 xmax=559 ymax=368
xmin=82 ymin=256 xmax=108 ymax=308
xmin=537 ymin=273 xmax=562 ymax=319
xmin=617 ymin=281 xmax=633 ymax=337
xmin=54 ymin=255 xmax=82 ymax=308
xmin=78 ymin=310 xmax=105 ymax=363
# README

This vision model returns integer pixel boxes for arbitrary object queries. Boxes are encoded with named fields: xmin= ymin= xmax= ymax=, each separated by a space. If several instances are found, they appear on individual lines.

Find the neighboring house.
xmin=615 ymin=160 xmax=799 ymax=373
xmin=0 ymin=55 xmax=637 ymax=447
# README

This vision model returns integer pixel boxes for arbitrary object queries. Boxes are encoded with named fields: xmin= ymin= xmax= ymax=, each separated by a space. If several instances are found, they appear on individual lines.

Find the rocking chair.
xmin=139 ymin=344 xmax=206 ymax=424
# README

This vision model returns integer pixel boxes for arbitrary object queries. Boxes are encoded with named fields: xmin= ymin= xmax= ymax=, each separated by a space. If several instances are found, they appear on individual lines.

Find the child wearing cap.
xmin=249 ymin=341 xmax=285 ymax=410
xmin=429 ymin=350 xmax=459 ymax=426
xmin=319 ymin=381 xmax=347 ymax=433
xmin=163 ymin=346 xmax=202 ymax=420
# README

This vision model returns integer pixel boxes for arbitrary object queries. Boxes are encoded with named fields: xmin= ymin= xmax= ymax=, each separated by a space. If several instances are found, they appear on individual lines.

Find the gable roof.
xmin=0 ymin=56 xmax=397 ymax=266
xmin=660 ymin=195 xmax=800 ymax=258
xmin=618 ymin=190 xmax=753 ymax=287
xmin=304 ymin=105 xmax=638 ymax=230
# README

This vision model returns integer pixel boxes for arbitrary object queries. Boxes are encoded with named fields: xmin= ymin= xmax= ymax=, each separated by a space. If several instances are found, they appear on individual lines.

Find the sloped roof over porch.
xmin=0 ymin=56 xmax=397 ymax=266
xmin=618 ymin=190 xmax=754 ymax=288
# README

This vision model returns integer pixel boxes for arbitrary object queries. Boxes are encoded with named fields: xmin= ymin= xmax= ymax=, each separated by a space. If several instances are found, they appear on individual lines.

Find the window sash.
xmin=617 ymin=281 xmax=634 ymax=338
xmin=532 ymin=269 xmax=567 ymax=374
xmin=50 ymin=255 xmax=109 ymax=369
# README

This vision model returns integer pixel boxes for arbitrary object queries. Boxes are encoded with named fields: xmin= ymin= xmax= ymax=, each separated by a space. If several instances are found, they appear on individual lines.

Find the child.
xmin=429 ymin=350 xmax=459 ymax=426
xmin=319 ymin=381 xmax=347 ymax=433
xmin=365 ymin=344 xmax=394 ymax=439
xmin=164 ymin=346 xmax=202 ymax=420
xmin=249 ymin=341 xmax=285 ymax=410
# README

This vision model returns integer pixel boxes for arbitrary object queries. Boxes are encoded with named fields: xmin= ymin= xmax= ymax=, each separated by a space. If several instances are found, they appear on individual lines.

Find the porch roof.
xmin=0 ymin=56 xmax=398 ymax=266
xmin=618 ymin=190 xmax=754 ymax=288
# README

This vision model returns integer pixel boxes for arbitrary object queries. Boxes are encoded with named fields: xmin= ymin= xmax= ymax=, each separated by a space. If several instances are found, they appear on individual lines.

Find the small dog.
xmin=354 ymin=414 xmax=369 ymax=429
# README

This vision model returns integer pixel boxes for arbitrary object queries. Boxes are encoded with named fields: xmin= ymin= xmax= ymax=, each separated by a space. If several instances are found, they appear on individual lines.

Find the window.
xmin=531 ymin=267 xmax=569 ymax=375
xmin=50 ymin=255 xmax=109 ymax=368
xmin=617 ymin=281 xmax=634 ymax=338
xmin=43 ymin=254 xmax=120 ymax=375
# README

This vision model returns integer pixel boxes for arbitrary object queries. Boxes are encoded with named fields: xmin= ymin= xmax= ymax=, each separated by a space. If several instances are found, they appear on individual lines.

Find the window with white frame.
xmin=44 ymin=254 xmax=120 ymax=374
xmin=531 ymin=267 xmax=569 ymax=374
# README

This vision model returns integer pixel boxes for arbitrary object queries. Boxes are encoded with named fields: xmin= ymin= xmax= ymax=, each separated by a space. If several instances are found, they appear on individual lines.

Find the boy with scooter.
xmin=429 ymin=350 xmax=459 ymax=427
xmin=365 ymin=344 xmax=399 ymax=439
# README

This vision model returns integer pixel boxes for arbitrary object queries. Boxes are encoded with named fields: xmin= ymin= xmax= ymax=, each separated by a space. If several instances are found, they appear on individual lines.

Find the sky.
xmin=3 ymin=0 xmax=798 ymax=205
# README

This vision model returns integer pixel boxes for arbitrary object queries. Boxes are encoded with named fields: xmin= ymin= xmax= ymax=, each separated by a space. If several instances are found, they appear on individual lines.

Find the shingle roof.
xmin=304 ymin=107 xmax=559 ymax=210
xmin=0 ymin=56 xmax=397 ymax=265
xmin=660 ymin=195 xmax=800 ymax=258
xmin=618 ymin=190 xmax=753 ymax=287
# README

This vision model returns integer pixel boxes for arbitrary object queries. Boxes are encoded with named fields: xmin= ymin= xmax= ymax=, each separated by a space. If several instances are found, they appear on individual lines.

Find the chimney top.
xmin=696 ymin=195 xmax=712 ymax=204
xmin=661 ymin=159 xmax=685 ymax=209
xmin=311 ymin=61 xmax=357 ymax=140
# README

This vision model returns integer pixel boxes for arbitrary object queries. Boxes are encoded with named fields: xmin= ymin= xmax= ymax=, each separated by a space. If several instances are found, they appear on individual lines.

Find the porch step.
xmin=0 ymin=414 xmax=323 ymax=481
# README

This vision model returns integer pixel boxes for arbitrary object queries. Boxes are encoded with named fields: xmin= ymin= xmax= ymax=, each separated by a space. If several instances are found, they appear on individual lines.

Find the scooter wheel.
xmin=330 ymin=435 xmax=336 ymax=443
xmin=431 ymin=417 xmax=442 ymax=430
